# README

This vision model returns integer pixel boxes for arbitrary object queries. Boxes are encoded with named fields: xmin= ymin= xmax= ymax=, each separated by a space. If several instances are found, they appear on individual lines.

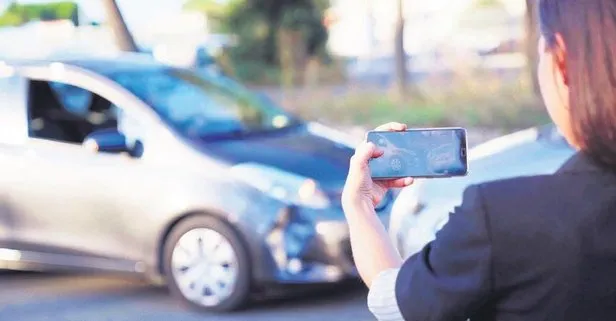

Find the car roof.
xmin=1 ymin=52 xmax=170 ymax=75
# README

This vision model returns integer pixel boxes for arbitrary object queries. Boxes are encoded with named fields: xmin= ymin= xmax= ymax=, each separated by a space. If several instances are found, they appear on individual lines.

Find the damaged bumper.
xmin=252 ymin=196 xmax=392 ymax=285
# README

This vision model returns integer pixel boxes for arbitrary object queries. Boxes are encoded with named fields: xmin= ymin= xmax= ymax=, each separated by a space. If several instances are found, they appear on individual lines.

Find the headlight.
xmin=230 ymin=163 xmax=331 ymax=209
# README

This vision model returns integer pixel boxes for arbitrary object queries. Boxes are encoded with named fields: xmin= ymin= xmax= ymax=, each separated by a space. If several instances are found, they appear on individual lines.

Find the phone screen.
xmin=367 ymin=128 xmax=468 ymax=179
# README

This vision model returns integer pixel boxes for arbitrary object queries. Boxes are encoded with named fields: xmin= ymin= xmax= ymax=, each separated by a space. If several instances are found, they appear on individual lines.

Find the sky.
xmin=13 ymin=0 xmax=187 ymax=30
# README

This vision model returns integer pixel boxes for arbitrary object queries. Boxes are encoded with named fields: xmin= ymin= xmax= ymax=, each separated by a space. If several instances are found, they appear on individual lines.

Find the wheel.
xmin=163 ymin=216 xmax=251 ymax=312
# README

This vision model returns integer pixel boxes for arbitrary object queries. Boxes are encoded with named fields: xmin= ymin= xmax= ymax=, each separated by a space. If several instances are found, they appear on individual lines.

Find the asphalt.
xmin=0 ymin=271 xmax=374 ymax=321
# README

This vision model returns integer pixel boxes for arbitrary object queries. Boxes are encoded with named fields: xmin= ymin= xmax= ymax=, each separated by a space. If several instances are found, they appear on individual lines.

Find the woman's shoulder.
xmin=461 ymin=174 xmax=574 ymax=235
xmin=470 ymin=170 xmax=611 ymax=246
xmin=474 ymin=165 xmax=610 ymax=205
xmin=475 ymin=174 xmax=557 ymax=195
xmin=467 ymin=173 xmax=559 ymax=206
xmin=452 ymin=174 xmax=563 ymax=241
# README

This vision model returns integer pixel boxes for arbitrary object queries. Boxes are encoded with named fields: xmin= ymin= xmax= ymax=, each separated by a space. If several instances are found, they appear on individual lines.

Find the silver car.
xmin=0 ymin=54 xmax=394 ymax=312
xmin=389 ymin=124 xmax=575 ymax=258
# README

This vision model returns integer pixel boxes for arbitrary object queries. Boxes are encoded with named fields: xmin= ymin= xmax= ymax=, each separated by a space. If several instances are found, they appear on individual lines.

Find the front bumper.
xmin=252 ymin=202 xmax=392 ymax=285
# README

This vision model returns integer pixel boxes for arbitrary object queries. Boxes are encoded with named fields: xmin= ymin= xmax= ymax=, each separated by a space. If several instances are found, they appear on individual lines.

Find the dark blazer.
xmin=395 ymin=152 xmax=616 ymax=321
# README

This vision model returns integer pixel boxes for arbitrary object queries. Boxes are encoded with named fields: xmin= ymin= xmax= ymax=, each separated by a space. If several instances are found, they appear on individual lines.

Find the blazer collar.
xmin=557 ymin=152 xmax=605 ymax=174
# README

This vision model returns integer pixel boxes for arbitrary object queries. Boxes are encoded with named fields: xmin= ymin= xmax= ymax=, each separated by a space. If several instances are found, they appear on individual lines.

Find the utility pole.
xmin=102 ymin=0 xmax=138 ymax=52
xmin=393 ymin=0 xmax=407 ymax=100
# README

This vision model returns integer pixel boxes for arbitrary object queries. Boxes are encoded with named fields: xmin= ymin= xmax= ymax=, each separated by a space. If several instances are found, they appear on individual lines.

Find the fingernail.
xmin=405 ymin=177 xmax=413 ymax=185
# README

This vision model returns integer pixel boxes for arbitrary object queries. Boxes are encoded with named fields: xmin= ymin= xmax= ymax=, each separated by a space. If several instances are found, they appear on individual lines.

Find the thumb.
xmin=351 ymin=142 xmax=383 ymax=169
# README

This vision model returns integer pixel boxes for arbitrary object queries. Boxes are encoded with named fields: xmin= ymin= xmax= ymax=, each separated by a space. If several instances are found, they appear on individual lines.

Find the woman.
xmin=341 ymin=0 xmax=616 ymax=320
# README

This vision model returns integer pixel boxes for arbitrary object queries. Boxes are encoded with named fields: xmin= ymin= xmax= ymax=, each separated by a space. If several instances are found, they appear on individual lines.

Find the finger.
xmin=350 ymin=142 xmax=382 ymax=167
xmin=378 ymin=177 xmax=414 ymax=189
xmin=374 ymin=122 xmax=408 ymax=132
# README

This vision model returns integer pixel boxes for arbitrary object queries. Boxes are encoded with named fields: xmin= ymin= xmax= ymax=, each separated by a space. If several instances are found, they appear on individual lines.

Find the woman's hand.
xmin=342 ymin=122 xmax=414 ymax=213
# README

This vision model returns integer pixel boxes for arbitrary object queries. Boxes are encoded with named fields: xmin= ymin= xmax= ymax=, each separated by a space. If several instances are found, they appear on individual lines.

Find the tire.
xmin=163 ymin=215 xmax=251 ymax=312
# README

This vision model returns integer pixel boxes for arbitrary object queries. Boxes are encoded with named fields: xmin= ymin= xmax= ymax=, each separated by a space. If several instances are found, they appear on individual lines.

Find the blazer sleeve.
xmin=395 ymin=184 xmax=493 ymax=321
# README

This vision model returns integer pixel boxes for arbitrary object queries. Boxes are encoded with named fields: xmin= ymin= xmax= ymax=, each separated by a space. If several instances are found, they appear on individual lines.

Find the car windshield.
xmin=106 ymin=68 xmax=300 ymax=139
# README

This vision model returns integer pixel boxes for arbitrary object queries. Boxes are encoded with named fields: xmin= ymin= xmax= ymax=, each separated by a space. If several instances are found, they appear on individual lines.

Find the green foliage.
xmin=475 ymin=0 xmax=504 ymax=8
xmin=0 ymin=1 xmax=79 ymax=27
xmin=0 ymin=10 xmax=22 ymax=27
xmin=278 ymin=4 xmax=327 ymax=56
xmin=187 ymin=0 xmax=328 ymax=83
xmin=226 ymin=0 xmax=327 ymax=62
xmin=230 ymin=60 xmax=283 ymax=85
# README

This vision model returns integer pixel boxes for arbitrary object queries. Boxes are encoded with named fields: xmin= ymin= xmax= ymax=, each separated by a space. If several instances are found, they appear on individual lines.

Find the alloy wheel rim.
xmin=171 ymin=228 xmax=239 ymax=307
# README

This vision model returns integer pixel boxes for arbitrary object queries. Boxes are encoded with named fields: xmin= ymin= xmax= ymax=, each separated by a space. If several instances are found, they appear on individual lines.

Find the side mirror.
xmin=83 ymin=129 xmax=143 ymax=158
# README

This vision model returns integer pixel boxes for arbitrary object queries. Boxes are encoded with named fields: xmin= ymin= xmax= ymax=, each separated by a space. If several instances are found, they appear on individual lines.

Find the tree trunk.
xmin=102 ymin=0 xmax=138 ymax=52
xmin=278 ymin=28 xmax=308 ymax=88
xmin=393 ymin=0 xmax=407 ymax=100
xmin=525 ymin=0 xmax=540 ymax=97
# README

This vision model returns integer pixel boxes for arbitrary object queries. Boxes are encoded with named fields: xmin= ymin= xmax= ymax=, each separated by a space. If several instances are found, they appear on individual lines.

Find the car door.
xmin=0 ymin=72 xmax=30 ymax=248
xmin=6 ymin=66 xmax=167 ymax=266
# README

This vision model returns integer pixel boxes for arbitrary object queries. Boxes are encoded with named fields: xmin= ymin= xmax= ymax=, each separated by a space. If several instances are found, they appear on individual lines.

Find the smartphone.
xmin=366 ymin=127 xmax=468 ymax=179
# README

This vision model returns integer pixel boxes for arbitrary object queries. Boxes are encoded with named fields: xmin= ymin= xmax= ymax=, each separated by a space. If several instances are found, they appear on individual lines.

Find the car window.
xmin=49 ymin=82 xmax=93 ymax=116
xmin=107 ymin=68 xmax=300 ymax=139
xmin=28 ymin=80 xmax=120 ymax=144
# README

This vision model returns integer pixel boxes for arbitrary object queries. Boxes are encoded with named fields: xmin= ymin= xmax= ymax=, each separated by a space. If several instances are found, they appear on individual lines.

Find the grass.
xmin=231 ymin=55 xmax=552 ymax=132
xmin=274 ymin=71 xmax=551 ymax=132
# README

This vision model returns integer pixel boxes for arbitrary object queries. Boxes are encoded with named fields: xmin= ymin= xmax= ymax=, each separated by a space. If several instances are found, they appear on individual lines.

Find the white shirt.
xmin=367 ymin=268 xmax=404 ymax=321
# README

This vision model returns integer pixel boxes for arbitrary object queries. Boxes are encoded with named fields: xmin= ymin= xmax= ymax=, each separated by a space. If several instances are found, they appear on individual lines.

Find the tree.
xmin=393 ymin=0 xmax=407 ymax=99
xmin=101 ymin=0 xmax=138 ymax=52
xmin=228 ymin=0 xmax=326 ymax=64
xmin=187 ymin=0 xmax=328 ymax=85
xmin=0 ymin=1 xmax=79 ymax=27
xmin=525 ymin=0 xmax=540 ymax=96
xmin=40 ymin=9 xmax=57 ymax=21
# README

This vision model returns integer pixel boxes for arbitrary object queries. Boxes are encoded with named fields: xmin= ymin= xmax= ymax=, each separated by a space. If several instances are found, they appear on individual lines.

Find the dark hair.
xmin=539 ymin=0 xmax=616 ymax=168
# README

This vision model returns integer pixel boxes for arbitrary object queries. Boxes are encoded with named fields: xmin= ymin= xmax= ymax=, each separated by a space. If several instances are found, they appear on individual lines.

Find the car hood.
xmin=198 ymin=123 xmax=356 ymax=191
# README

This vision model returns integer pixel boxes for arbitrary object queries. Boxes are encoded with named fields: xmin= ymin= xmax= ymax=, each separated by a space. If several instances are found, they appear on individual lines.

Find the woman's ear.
xmin=551 ymin=33 xmax=568 ymax=86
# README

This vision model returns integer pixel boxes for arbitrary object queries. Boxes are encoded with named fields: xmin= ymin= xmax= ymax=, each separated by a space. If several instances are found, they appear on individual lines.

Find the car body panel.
xmin=0 ymin=74 xmax=29 ymax=145
xmin=201 ymin=125 xmax=354 ymax=191
xmin=389 ymin=124 xmax=576 ymax=257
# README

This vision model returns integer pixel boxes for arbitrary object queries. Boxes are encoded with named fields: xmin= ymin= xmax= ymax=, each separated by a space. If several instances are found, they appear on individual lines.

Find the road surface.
xmin=0 ymin=272 xmax=374 ymax=321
